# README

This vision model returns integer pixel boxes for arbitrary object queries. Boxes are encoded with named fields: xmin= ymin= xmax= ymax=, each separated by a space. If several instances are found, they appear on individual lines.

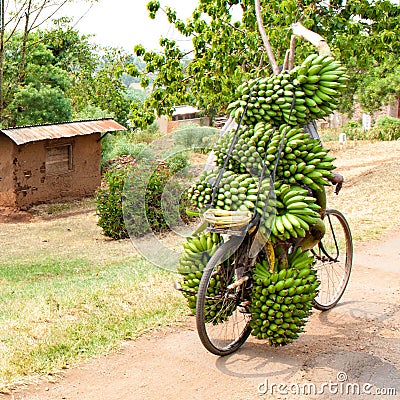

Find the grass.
xmin=29 ymin=197 xmax=95 ymax=218
xmin=0 ymin=210 xmax=188 ymax=391
xmin=0 ymin=141 xmax=399 ymax=391
xmin=0 ymin=256 xmax=187 ymax=390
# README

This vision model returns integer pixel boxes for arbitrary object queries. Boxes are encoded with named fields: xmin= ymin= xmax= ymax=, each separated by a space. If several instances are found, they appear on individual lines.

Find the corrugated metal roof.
xmin=0 ymin=119 xmax=126 ymax=145
xmin=172 ymin=105 xmax=200 ymax=116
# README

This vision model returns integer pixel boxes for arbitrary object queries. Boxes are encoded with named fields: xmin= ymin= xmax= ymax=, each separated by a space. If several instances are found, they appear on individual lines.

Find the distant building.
xmin=0 ymin=119 xmax=125 ymax=209
xmin=157 ymin=105 xmax=210 ymax=134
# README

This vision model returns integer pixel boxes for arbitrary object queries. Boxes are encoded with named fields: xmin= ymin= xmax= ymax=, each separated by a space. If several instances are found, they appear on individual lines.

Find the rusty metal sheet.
xmin=0 ymin=119 xmax=126 ymax=145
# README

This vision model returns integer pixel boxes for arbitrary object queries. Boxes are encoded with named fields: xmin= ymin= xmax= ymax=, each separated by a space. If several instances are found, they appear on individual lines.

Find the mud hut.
xmin=0 ymin=119 xmax=125 ymax=209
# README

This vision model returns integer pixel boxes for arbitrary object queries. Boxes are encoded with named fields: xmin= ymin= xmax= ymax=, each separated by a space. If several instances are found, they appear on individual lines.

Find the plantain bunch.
xmin=227 ymin=54 xmax=348 ymax=127
xmin=177 ymin=231 xmax=237 ymax=324
xmin=249 ymin=247 xmax=319 ymax=346
xmin=187 ymin=169 xmax=274 ymax=215
xmin=177 ymin=231 xmax=220 ymax=315
xmin=213 ymin=122 xmax=336 ymax=186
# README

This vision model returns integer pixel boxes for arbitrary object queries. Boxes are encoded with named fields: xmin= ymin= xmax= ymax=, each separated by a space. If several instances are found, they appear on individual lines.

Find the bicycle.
xmin=189 ymin=60 xmax=353 ymax=355
xmin=195 ymin=194 xmax=353 ymax=356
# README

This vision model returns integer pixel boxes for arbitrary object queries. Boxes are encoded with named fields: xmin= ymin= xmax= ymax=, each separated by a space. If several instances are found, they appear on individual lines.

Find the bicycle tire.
xmin=196 ymin=236 xmax=253 ymax=356
xmin=312 ymin=209 xmax=353 ymax=311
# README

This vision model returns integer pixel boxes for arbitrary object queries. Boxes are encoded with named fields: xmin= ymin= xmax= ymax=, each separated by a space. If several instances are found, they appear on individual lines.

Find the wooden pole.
xmin=292 ymin=22 xmax=331 ymax=55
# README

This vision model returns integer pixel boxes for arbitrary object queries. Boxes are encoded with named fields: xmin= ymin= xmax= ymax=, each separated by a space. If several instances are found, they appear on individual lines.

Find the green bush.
xmin=95 ymin=162 xmax=191 ymax=239
xmin=342 ymin=121 xmax=366 ymax=140
xmin=107 ymin=137 xmax=154 ymax=161
xmin=101 ymin=133 xmax=154 ymax=169
xmin=95 ymin=168 xmax=129 ymax=239
xmin=318 ymin=125 xmax=365 ymax=141
xmin=124 ymin=162 xmax=192 ymax=237
xmin=164 ymin=149 xmax=190 ymax=175
xmin=341 ymin=117 xmax=400 ymax=141
xmin=172 ymin=124 xmax=218 ymax=153
xmin=372 ymin=116 xmax=400 ymax=140
xmin=130 ymin=122 xmax=162 ymax=144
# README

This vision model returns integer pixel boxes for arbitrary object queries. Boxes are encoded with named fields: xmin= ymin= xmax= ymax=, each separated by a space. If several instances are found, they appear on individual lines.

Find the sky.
xmin=57 ymin=0 xmax=199 ymax=52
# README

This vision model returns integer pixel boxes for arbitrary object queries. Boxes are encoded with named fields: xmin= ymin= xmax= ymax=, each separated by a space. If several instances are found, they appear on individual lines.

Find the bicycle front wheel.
xmin=196 ymin=236 xmax=252 ymax=356
xmin=312 ymin=209 xmax=353 ymax=311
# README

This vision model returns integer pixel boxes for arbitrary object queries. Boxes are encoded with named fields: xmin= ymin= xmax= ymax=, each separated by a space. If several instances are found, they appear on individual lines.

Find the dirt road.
xmin=7 ymin=231 xmax=400 ymax=400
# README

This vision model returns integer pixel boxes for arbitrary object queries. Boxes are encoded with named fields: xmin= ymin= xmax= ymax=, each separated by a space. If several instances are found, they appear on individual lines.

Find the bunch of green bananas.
xmin=178 ymin=232 xmax=236 ymax=323
xmin=272 ymin=128 xmax=336 ymax=189
xmin=177 ymin=231 xmax=220 ymax=314
xmin=178 ymin=231 xmax=220 ymax=274
xmin=227 ymin=54 xmax=348 ymax=127
xmin=187 ymin=170 xmax=275 ymax=216
xmin=213 ymin=122 xmax=281 ymax=174
xmin=214 ymin=122 xmax=336 ymax=188
xmin=268 ymin=183 xmax=321 ymax=241
xmin=183 ymin=53 xmax=346 ymax=345
xmin=249 ymin=248 xmax=319 ymax=346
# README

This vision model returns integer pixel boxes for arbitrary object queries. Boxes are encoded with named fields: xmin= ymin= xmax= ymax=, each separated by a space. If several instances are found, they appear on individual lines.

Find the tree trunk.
xmin=18 ymin=0 xmax=32 ymax=86
xmin=0 ymin=0 xmax=4 ymax=123
xmin=254 ymin=3 xmax=331 ymax=74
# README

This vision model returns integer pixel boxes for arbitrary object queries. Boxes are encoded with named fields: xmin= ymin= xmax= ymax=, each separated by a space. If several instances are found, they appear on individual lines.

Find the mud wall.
xmin=0 ymin=135 xmax=17 ymax=207
xmin=13 ymin=134 xmax=102 ymax=209
xmin=157 ymin=117 xmax=211 ymax=134
xmin=166 ymin=117 xmax=210 ymax=134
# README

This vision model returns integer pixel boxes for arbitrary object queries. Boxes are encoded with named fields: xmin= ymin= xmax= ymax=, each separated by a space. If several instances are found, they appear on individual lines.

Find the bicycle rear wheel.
xmin=196 ymin=235 xmax=253 ymax=356
xmin=312 ymin=209 xmax=353 ymax=311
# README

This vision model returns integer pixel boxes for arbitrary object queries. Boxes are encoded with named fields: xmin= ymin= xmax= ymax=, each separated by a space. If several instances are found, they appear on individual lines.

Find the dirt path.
xmin=2 ymin=140 xmax=400 ymax=400
xmin=6 ymin=230 xmax=400 ymax=400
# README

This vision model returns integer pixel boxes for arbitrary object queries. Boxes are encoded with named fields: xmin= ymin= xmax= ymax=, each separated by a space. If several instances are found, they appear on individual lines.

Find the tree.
xmin=357 ymin=55 xmax=400 ymax=113
xmin=0 ymin=0 xmax=73 ymax=124
xmin=7 ymin=84 xmax=72 ymax=126
xmin=0 ymin=16 xmax=131 ymax=127
xmin=128 ymin=0 xmax=400 ymax=129
xmin=89 ymin=48 xmax=131 ymax=124
xmin=42 ymin=22 xmax=131 ymax=124
xmin=2 ymin=36 xmax=73 ymax=126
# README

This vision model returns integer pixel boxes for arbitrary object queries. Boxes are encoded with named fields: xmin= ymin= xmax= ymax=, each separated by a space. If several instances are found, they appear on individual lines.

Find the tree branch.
xmin=3 ymin=0 xmax=29 ymax=28
xmin=282 ymin=50 xmax=289 ymax=71
xmin=288 ymin=35 xmax=296 ymax=70
xmin=30 ymin=0 xmax=69 ymax=31
xmin=292 ymin=22 xmax=331 ymax=55
xmin=182 ymin=49 xmax=194 ymax=58
xmin=228 ymin=22 xmax=246 ymax=35
xmin=254 ymin=0 xmax=280 ymax=75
